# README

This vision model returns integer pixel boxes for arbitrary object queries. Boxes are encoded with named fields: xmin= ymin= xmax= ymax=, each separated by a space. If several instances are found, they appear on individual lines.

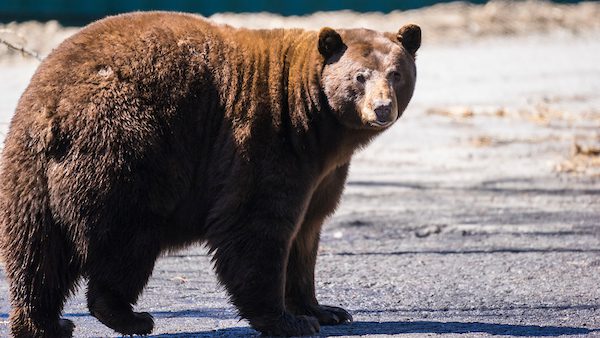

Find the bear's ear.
xmin=318 ymin=27 xmax=343 ymax=58
xmin=397 ymin=24 xmax=421 ymax=57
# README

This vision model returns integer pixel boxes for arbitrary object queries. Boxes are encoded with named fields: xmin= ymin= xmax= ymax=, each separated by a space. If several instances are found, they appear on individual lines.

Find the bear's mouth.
xmin=368 ymin=120 xmax=394 ymax=128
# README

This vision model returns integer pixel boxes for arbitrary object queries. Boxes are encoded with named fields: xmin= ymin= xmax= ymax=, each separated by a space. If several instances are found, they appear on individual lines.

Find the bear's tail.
xmin=0 ymin=128 xmax=80 ymax=338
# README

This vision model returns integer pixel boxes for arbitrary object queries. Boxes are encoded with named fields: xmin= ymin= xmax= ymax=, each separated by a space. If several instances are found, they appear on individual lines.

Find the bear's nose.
xmin=373 ymin=100 xmax=392 ymax=122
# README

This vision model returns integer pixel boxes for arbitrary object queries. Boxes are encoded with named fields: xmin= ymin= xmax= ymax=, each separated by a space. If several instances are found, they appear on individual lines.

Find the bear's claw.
xmin=310 ymin=305 xmax=353 ymax=325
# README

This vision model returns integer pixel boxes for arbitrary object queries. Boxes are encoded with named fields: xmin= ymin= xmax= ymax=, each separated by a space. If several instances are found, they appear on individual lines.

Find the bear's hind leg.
xmin=5 ymin=230 xmax=80 ymax=338
xmin=87 ymin=281 xmax=155 ymax=335
xmin=85 ymin=234 xmax=160 ymax=336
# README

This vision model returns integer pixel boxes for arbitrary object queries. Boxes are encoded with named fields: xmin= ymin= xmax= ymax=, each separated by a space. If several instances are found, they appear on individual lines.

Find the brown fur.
xmin=0 ymin=12 xmax=420 ymax=337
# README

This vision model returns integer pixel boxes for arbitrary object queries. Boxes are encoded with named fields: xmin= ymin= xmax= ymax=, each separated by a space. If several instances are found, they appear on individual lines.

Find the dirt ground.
xmin=0 ymin=1 xmax=599 ymax=337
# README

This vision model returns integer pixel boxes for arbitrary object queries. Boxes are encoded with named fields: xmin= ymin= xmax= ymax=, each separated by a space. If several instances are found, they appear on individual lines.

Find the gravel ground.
xmin=1 ymin=4 xmax=600 ymax=338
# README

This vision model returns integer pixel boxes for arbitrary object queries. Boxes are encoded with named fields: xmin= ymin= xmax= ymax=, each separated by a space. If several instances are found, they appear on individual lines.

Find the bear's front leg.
xmin=286 ymin=164 xmax=353 ymax=325
xmin=209 ymin=184 xmax=320 ymax=336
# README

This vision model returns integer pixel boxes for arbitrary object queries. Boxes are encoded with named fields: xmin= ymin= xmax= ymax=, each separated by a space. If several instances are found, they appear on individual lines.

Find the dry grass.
xmin=429 ymin=103 xmax=600 ymax=177
xmin=426 ymin=103 xmax=600 ymax=126
xmin=555 ymin=140 xmax=600 ymax=176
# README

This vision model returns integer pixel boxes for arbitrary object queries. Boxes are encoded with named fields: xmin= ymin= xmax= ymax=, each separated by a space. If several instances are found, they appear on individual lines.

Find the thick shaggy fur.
xmin=0 ymin=12 xmax=420 ymax=337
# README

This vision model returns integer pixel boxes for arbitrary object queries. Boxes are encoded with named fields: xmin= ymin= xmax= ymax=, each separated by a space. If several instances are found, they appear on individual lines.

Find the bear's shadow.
xmin=1 ymin=312 xmax=593 ymax=336
xmin=148 ymin=320 xmax=596 ymax=337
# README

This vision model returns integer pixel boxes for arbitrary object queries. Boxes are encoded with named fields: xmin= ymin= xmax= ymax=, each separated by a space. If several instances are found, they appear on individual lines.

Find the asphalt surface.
xmin=0 ymin=31 xmax=599 ymax=337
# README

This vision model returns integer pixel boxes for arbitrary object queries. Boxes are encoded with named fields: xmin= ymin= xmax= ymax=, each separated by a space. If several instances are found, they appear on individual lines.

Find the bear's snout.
xmin=365 ymin=93 xmax=398 ymax=128
xmin=373 ymin=99 xmax=392 ymax=122
xmin=361 ymin=76 xmax=400 ymax=128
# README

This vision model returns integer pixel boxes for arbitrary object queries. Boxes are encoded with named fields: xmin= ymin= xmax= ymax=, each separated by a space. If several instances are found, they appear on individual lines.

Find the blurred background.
xmin=0 ymin=0 xmax=589 ymax=24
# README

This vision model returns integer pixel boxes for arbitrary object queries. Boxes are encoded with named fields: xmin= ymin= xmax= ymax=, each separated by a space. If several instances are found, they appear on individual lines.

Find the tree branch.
xmin=0 ymin=37 xmax=42 ymax=61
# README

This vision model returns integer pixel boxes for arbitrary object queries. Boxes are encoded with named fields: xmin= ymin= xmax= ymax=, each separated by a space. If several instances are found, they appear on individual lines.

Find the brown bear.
xmin=0 ymin=11 xmax=420 ymax=337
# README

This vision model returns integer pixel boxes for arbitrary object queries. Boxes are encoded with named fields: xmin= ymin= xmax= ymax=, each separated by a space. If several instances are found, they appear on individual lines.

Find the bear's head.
xmin=318 ymin=24 xmax=421 ymax=130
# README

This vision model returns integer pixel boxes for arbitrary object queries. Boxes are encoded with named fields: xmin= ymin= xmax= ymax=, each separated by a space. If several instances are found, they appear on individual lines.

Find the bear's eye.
xmin=355 ymin=73 xmax=366 ymax=84
xmin=390 ymin=71 xmax=402 ymax=83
